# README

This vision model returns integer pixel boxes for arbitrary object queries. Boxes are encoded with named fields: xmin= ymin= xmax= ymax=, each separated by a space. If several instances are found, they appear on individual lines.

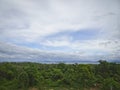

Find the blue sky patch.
xmin=44 ymin=28 xmax=100 ymax=41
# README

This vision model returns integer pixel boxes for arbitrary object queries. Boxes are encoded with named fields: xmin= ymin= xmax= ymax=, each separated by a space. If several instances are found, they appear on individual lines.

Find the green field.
xmin=0 ymin=60 xmax=120 ymax=90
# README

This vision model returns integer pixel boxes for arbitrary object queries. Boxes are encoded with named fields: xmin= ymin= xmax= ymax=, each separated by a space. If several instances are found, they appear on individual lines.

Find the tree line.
xmin=0 ymin=60 xmax=120 ymax=90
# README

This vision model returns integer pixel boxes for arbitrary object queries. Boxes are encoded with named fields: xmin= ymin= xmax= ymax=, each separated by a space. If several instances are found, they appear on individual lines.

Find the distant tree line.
xmin=0 ymin=60 xmax=120 ymax=90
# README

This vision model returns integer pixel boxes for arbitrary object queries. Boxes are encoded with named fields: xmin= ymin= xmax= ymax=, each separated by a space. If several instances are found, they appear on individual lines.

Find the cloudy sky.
xmin=0 ymin=0 xmax=120 ymax=62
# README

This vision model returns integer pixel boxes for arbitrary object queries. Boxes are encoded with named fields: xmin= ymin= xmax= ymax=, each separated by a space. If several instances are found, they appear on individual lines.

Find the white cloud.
xmin=40 ymin=38 xmax=120 ymax=59
xmin=0 ymin=41 xmax=119 ymax=62
xmin=0 ymin=0 xmax=119 ymax=41
xmin=0 ymin=0 xmax=120 ymax=62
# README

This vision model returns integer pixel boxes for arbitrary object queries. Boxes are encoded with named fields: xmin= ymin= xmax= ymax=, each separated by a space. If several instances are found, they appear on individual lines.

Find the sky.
xmin=0 ymin=0 xmax=120 ymax=63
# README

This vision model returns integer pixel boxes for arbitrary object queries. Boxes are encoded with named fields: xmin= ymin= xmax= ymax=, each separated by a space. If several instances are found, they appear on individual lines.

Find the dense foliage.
xmin=0 ymin=60 xmax=120 ymax=90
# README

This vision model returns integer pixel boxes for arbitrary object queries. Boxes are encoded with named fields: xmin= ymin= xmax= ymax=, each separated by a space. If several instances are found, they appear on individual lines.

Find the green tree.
xmin=101 ymin=78 xmax=120 ymax=90
xmin=18 ymin=71 xmax=29 ymax=89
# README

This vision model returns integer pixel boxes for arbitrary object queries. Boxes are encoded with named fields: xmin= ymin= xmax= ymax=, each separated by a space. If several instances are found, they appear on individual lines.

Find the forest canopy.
xmin=0 ymin=60 xmax=120 ymax=90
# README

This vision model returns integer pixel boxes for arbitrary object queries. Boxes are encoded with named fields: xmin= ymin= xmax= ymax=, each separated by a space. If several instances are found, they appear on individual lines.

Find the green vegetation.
xmin=0 ymin=60 xmax=120 ymax=90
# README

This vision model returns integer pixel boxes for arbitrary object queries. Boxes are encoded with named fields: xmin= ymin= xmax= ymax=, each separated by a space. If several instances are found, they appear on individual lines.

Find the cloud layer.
xmin=0 ymin=0 xmax=120 ymax=62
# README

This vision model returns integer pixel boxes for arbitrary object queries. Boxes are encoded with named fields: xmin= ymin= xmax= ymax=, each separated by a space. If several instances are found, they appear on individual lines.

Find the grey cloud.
xmin=0 ymin=42 xmax=83 ymax=62
xmin=0 ymin=0 xmax=120 ymax=63
xmin=0 ymin=42 xmax=119 ymax=63
xmin=0 ymin=0 xmax=29 ymax=32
